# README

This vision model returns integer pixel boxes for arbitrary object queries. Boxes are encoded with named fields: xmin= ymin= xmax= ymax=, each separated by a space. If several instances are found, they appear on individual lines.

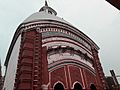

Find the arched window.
xmin=74 ymin=83 xmax=83 ymax=90
xmin=90 ymin=84 xmax=97 ymax=90
xmin=54 ymin=83 xmax=64 ymax=90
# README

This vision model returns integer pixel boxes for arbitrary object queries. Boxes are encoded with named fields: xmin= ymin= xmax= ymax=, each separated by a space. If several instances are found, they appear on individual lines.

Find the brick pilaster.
xmin=14 ymin=30 xmax=43 ymax=90
xmin=92 ymin=48 xmax=106 ymax=90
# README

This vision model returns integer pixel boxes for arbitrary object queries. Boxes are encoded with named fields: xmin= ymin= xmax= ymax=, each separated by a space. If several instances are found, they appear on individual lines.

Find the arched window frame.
xmin=53 ymin=81 xmax=65 ymax=90
xmin=72 ymin=81 xmax=83 ymax=90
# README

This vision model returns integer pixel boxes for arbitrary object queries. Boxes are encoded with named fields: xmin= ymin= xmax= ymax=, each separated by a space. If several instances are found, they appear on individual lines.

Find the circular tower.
xmin=3 ymin=1 xmax=107 ymax=90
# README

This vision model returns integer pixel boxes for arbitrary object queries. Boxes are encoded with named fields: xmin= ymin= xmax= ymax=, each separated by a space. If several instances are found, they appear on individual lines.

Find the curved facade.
xmin=3 ymin=2 xmax=107 ymax=90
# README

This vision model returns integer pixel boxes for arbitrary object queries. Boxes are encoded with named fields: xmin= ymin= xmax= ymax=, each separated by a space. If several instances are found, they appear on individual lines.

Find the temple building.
xmin=3 ymin=1 xmax=107 ymax=90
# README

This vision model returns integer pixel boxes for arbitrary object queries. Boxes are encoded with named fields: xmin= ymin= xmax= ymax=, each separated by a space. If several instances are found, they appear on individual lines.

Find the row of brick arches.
xmin=54 ymin=83 xmax=97 ymax=90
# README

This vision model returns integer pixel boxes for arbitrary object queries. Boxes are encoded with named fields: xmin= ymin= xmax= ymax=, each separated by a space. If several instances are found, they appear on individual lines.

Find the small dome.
xmin=23 ymin=11 xmax=71 ymax=25
xmin=23 ymin=1 xmax=71 ymax=25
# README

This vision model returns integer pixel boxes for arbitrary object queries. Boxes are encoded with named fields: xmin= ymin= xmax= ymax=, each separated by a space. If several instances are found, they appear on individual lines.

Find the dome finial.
xmin=39 ymin=0 xmax=57 ymax=16
xmin=45 ymin=0 xmax=48 ymax=6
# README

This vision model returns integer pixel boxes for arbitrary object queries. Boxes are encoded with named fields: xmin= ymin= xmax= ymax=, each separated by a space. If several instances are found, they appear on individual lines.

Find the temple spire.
xmin=45 ymin=0 xmax=48 ymax=6
xmin=39 ymin=0 xmax=57 ymax=16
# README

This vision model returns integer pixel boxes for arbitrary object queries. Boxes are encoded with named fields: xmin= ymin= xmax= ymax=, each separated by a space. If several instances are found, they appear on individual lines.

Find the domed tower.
xmin=3 ymin=1 xmax=106 ymax=90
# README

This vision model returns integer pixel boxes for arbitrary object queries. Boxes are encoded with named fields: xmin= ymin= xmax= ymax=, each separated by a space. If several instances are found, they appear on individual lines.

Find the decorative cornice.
xmin=42 ymin=36 xmax=92 ymax=56
xmin=48 ymin=59 xmax=96 ymax=75
xmin=22 ymin=20 xmax=99 ymax=50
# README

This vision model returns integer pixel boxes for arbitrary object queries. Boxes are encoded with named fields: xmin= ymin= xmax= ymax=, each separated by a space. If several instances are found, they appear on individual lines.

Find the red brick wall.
xmin=92 ymin=48 xmax=106 ymax=89
xmin=50 ymin=67 xmax=67 ymax=89
xmin=49 ymin=65 xmax=98 ymax=90
xmin=14 ymin=30 xmax=49 ymax=90
xmin=69 ymin=65 xmax=83 ymax=87
xmin=83 ymin=69 xmax=97 ymax=89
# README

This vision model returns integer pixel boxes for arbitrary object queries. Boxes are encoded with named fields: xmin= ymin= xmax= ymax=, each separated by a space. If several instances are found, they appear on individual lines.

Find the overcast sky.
xmin=0 ymin=0 xmax=120 ymax=81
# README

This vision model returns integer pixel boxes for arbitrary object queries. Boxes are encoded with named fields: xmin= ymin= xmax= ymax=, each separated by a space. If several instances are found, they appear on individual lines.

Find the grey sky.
xmin=0 ymin=0 xmax=120 ymax=81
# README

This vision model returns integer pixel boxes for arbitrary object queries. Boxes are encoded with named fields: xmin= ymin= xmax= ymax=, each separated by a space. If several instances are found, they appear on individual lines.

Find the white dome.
xmin=23 ymin=11 xmax=71 ymax=25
